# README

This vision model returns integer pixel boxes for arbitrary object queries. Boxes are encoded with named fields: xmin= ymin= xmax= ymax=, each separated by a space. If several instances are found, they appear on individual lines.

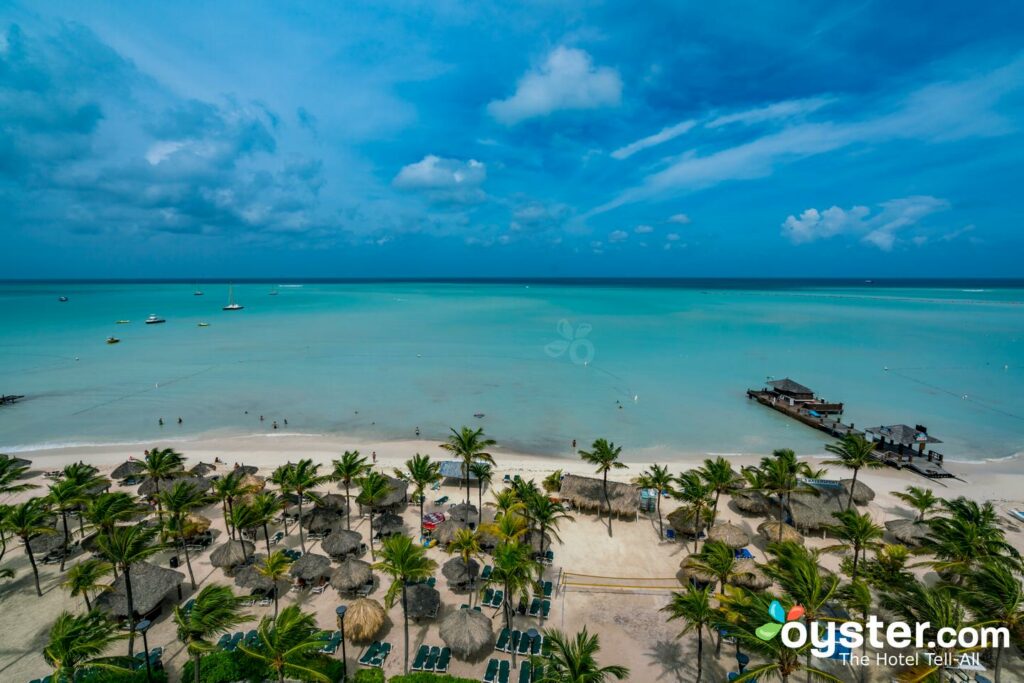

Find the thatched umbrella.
xmin=346 ymin=598 xmax=387 ymax=642
xmin=329 ymin=558 xmax=373 ymax=593
xmin=788 ymin=491 xmax=843 ymax=531
xmin=406 ymin=583 xmax=441 ymax=619
xmin=0 ymin=454 xmax=31 ymax=469
xmin=708 ymin=522 xmax=750 ymax=549
xmin=96 ymin=562 xmax=184 ymax=617
xmin=525 ymin=531 xmax=553 ymax=555
xmin=210 ymin=540 xmax=254 ymax=569
xmin=302 ymin=508 xmax=345 ymax=534
xmin=442 ymin=557 xmax=479 ymax=587
xmin=376 ymin=476 xmax=409 ymax=509
xmin=138 ymin=475 xmax=211 ymax=498
xmin=732 ymin=489 xmax=772 ymax=515
xmin=289 ymin=553 xmax=332 ymax=582
xmin=434 ymin=519 xmax=468 ymax=545
xmin=189 ymin=462 xmax=216 ymax=477
xmin=679 ymin=555 xmax=715 ymax=584
xmin=732 ymin=559 xmax=772 ymax=590
xmin=667 ymin=507 xmax=709 ymax=536
xmin=448 ymin=503 xmax=477 ymax=523
xmin=758 ymin=521 xmax=803 ymax=545
xmin=885 ymin=519 xmax=929 ymax=547
xmin=28 ymin=530 xmax=69 ymax=555
xmin=321 ymin=529 xmax=363 ymax=558
xmin=232 ymin=465 xmax=259 ymax=476
xmin=477 ymin=528 xmax=499 ymax=550
xmin=372 ymin=511 xmax=405 ymax=537
xmin=234 ymin=561 xmax=274 ymax=593
xmin=316 ymin=494 xmax=348 ymax=511
xmin=440 ymin=607 xmax=494 ymax=657
xmin=111 ymin=461 xmax=145 ymax=480
xmin=841 ymin=479 xmax=875 ymax=506
xmin=240 ymin=474 xmax=265 ymax=492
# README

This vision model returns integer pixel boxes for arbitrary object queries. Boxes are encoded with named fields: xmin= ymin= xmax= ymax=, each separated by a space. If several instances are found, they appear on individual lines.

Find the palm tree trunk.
xmin=59 ymin=510 xmax=70 ymax=571
xmin=182 ymin=538 xmax=197 ymax=588
xmin=221 ymin=501 xmax=232 ymax=540
xmin=297 ymin=495 xmax=306 ymax=552
xmin=24 ymin=540 xmax=42 ymax=596
xmin=478 ymin=480 xmax=483 ymax=528
xmin=263 ymin=522 xmax=272 ymax=555
xmin=194 ymin=652 xmax=202 ymax=683
xmin=994 ymin=644 xmax=1003 ymax=683
xmin=402 ymin=584 xmax=410 ymax=673
xmin=368 ymin=510 xmax=375 ymax=561
xmin=344 ymin=481 xmax=352 ymax=530
xmin=696 ymin=628 xmax=703 ymax=682
xmin=124 ymin=565 xmax=136 ymax=656
xmin=227 ymin=497 xmax=237 ymax=541
xmin=273 ymin=587 xmax=280 ymax=618
xmin=77 ymin=512 xmax=85 ymax=537
xmin=694 ymin=509 xmax=702 ymax=552
xmin=656 ymin=496 xmax=663 ymax=540
xmin=0 ymin=528 xmax=7 ymax=563
xmin=847 ymin=468 xmax=858 ymax=511
xmin=603 ymin=471 xmax=612 ymax=536
xmin=419 ymin=496 xmax=425 ymax=533
xmin=852 ymin=544 xmax=860 ymax=582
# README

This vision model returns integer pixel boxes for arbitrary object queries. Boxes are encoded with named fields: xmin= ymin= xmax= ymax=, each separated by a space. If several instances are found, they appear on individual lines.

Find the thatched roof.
xmin=315 ymin=494 xmax=348 ymax=511
xmin=189 ymin=462 xmax=217 ymax=477
xmin=477 ymin=528 xmax=499 ymax=550
xmin=97 ymin=562 xmax=184 ymax=617
xmin=346 ymin=598 xmax=386 ymax=642
xmin=885 ymin=519 xmax=929 ymax=547
xmin=232 ymin=465 xmax=259 ymax=476
xmin=442 ymin=557 xmax=479 ymax=586
xmin=111 ymin=461 xmax=145 ymax=480
xmin=448 ymin=503 xmax=477 ymax=522
xmin=758 ymin=521 xmax=803 ymax=545
xmin=185 ymin=514 xmax=212 ymax=536
xmin=138 ymin=475 xmax=211 ymax=498
xmin=289 ymin=553 xmax=332 ymax=581
xmin=234 ymin=561 xmax=275 ymax=592
xmin=440 ymin=607 xmax=494 ymax=657
xmin=733 ymin=489 xmax=772 ymax=515
xmin=708 ymin=522 xmax=750 ymax=549
xmin=321 ymin=529 xmax=363 ymax=558
xmin=865 ymin=425 xmax=941 ymax=446
xmin=841 ymin=479 xmax=875 ymax=505
xmin=434 ymin=519 xmax=468 ymax=545
xmin=732 ymin=559 xmax=772 ymax=590
xmin=330 ymin=558 xmax=372 ymax=593
xmin=679 ymin=555 xmax=715 ymax=584
xmin=361 ymin=476 xmax=408 ymax=509
xmin=667 ymin=507 xmax=710 ymax=536
xmin=210 ymin=540 xmax=254 ymax=569
xmin=787 ymin=490 xmax=842 ymax=531
xmin=406 ymin=583 xmax=441 ymax=619
xmin=28 ymin=530 xmax=67 ymax=555
xmin=0 ymin=454 xmax=32 ymax=470
xmin=560 ymin=474 xmax=639 ymax=516
xmin=302 ymin=507 xmax=345 ymax=534
xmin=372 ymin=511 xmax=405 ymax=537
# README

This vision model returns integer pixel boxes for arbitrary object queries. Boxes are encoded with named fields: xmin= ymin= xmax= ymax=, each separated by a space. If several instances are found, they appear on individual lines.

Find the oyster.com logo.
xmin=544 ymin=319 xmax=595 ymax=365
xmin=756 ymin=599 xmax=805 ymax=641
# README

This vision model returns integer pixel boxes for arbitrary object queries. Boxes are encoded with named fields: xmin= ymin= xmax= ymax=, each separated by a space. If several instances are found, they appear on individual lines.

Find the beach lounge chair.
xmin=483 ymin=659 xmax=500 ymax=683
xmin=543 ymin=580 xmax=553 ymax=598
xmin=483 ymin=588 xmax=494 ymax=605
xmin=541 ymin=599 xmax=551 ymax=619
xmin=216 ymin=634 xmax=231 ymax=649
xmin=528 ymin=597 xmax=541 ymax=616
xmin=493 ymin=590 xmax=504 ymax=608
xmin=373 ymin=642 xmax=392 ymax=667
xmin=435 ymin=496 xmax=449 ymax=506
xmin=499 ymin=659 xmax=511 ymax=683
xmin=495 ymin=627 xmax=510 ymax=652
xmin=481 ymin=565 xmax=493 ymax=580
xmin=436 ymin=647 xmax=451 ymax=673
xmin=517 ymin=633 xmax=531 ymax=656
xmin=424 ymin=646 xmax=440 ymax=671
xmin=531 ymin=636 xmax=543 ymax=655
xmin=509 ymin=630 xmax=521 ymax=653
xmin=665 ymin=528 xmax=676 ymax=540
xmin=1010 ymin=509 xmax=1024 ymax=523
xmin=519 ymin=662 xmax=532 ymax=683
xmin=427 ymin=576 xmax=436 ymax=588
xmin=412 ymin=644 xmax=429 ymax=671
xmin=544 ymin=550 xmax=554 ymax=564
xmin=359 ymin=642 xmax=380 ymax=666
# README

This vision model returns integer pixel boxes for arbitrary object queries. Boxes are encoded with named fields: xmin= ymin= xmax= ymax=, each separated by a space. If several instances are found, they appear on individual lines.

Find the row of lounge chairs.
xmin=406 ymin=576 xmax=437 ymax=588
xmin=527 ymin=597 xmax=552 ymax=618
xmin=411 ymin=644 xmax=452 ymax=673
xmin=358 ymin=640 xmax=392 ymax=668
xmin=318 ymin=630 xmax=343 ymax=654
xmin=133 ymin=647 xmax=164 ymax=672
xmin=482 ymin=587 xmax=504 ymax=608
xmin=217 ymin=630 xmax=260 ymax=652
xmin=494 ymin=628 xmax=547 ymax=656
xmin=519 ymin=661 xmax=545 ymax=683
xmin=482 ymin=658 xmax=511 ymax=683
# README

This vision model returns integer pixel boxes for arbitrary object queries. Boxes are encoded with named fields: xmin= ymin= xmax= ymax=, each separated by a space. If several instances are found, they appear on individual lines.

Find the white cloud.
xmin=393 ymin=155 xmax=486 ymax=189
xmin=634 ymin=224 xmax=654 ymax=234
xmin=705 ymin=97 xmax=834 ymax=129
xmin=488 ymin=47 xmax=622 ymax=125
xmin=608 ymin=229 xmax=629 ymax=242
xmin=667 ymin=213 xmax=691 ymax=224
xmin=611 ymin=120 xmax=696 ymax=159
xmin=782 ymin=195 xmax=950 ymax=251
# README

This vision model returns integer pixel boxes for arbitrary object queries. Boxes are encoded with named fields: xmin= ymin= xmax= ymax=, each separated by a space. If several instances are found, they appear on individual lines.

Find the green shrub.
xmin=180 ymin=650 xmax=345 ymax=682
xmin=390 ymin=674 xmax=479 ymax=683
xmin=353 ymin=669 xmax=385 ymax=683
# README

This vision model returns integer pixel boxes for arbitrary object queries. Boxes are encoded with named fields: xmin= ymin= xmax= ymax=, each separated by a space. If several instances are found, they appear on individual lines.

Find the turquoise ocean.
xmin=1 ymin=280 xmax=1022 ymax=461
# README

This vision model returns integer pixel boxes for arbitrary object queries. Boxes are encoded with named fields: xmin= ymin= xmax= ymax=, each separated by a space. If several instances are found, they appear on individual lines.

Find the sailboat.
xmin=193 ymin=282 xmax=204 ymax=296
xmin=223 ymin=284 xmax=244 ymax=311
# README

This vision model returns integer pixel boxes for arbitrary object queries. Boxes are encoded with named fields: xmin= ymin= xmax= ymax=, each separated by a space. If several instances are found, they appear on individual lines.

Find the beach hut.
xmin=301 ymin=507 xmax=345 ymax=535
xmin=329 ymin=558 xmax=373 ymax=594
xmin=289 ymin=552 xmax=332 ymax=582
xmin=477 ymin=528 xmax=499 ymax=551
xmin=406 ymin=583 xmax=441 ymax=619
xmin=732 ymin=559 xmax=772 ymax=590
xmin=841 ymin=479 xmax=875 ymax=506
xmin=433 ymin=519 xmax=468 ymax=545
xmin=97 ymin=562 xmax=184 ymax=618
xmin=111 ymin=461 xmax=145 ymax=481
xmin=372 ymin=511 xmax=405 ymax=538
xmin=757 ymin=521 xmax=803 ymax=545
xmin=209 ymin=540 xmax=254 ymax=569
xmin=440 ymin=607 xmax=494 ymax=657
xmin=448 ymin=503 xmax=478 ymax=523
xmin=360 ymin=476 xmax=408 ymax=512
xmin=28 ymin=530 xmax=70 ymax=556
xmin=885 ymin=519 xmax=929 ymax=547
xmin=315 ymin=493 xmax=348 ymax=511
xmin=232 ymin=464 xmax=260 ymax=477
xmin=559 ymin=474 xmax=639 ymax=518
xmin=678 ymin=555 xmax=716 ymax=584
xmin=707 ymin=522 xmax=750 ymax=549
xmin=787 ymin=490 xmax=843 ymax=532
xmin=667 ymin=507 xmax=710 ymax=536
xmin=732 ymin=490 xmax=772 ymax=515
xmin=189 ymin=462 xmax=216 ymax=477
xmin=138 ymin=475 xmax=211 ymax=498
xmin=321 ymin=529 xmax=363 ymax=558
xmin=766 ymin=378 xmax=816 ymax=401
xmin=442 ymin=557 xmax=479 ymax=588
xmin=234 ymin=560 xmax=275 ymax=593
xmin=346 ymin=598 xmax=387 ymax=642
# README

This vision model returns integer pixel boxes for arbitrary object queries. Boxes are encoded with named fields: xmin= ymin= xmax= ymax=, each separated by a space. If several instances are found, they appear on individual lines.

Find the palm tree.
xmin=139 ymin=447 xmax=185 ymax=524
xmin=633 ymin=464 xmax=674 ymax=540
xmin=441 ymin=426 xmax=497 ymax=505
xmin=81 ymin=492 xmax=143 ymax=578
xmin=258 ymin=551 xmax=294 ymax=618
xmin=698 ymin=456 xmax=743 ymax=521
xmin=249 ymin=492 xmax=283 ymax=555
xmin=469 ymin=461 xmax=493 ymax=527
xmin=483 ymin=509 xmax=529 ymax=545
xmin=542 ymin=469 xmax=563 ymax=494
xmin=893 ymin=485 xmax=939 ymax=522
xmin=269 ymin=463 xmax=297 ymax=536
xmin=836 ymin=580 xmax=872 ymax=683
xmin=95 ymin=524 xmax=163 ymax=656
xmin=286 ymin=459 xmax=330 ymax=553
xmin=824 ymin=434 xmax=885 ymax=510
xmin=923 ymin=497 xmax=1020 ymax=576
xmin=5 ymin=497 xmax=53 ymax=596
xmin=161 ymin=480 xmax=208 ymax=588
xmin=211 ymin=469 xmax=249 ymax=541
xmin=330 ymin=450 xmax=370 ymax=531
xmin=491 ymin=488 xmax=525 ymax=519
xmin=662 ymin=584 xmax=714 ymax=682
xmin=824 ymin=509 xmax=884 ymax=582
xmin=578 ymin=438 xmax=628 ymax=535
xmin=62 ymin=559 xmax=113 ymax=611
xmin=238 ymin=605 xmax=332 ymax=683
xmin=46 ymin=478 xmax=87 ymax=571
xmin=396 ymin=453 xmax=441 ymax=530
xmin=531 ymin=627 xmax=629 ymax=682
xmin=373 ymin=534 xmax=437 ymax=673
xmin=448 ymin=528 xmax=482 ymax=604
xmin=61 ymin=463 xmax=109 ymax=536
xmin=357 ymin=470 xmax=391 ymax=561
xmin=746 ymin=450 xmax=819 ymax=541
xmin=174 ymin=584 xmax=249 ymax=683
xmin=523 ymin=495 xmax=573 ymax=562
xmin=965 ymin=561 xmax=1023 ymax=682
xmin=689 ymin=540 xmax=739 ymax=595
xmin=485 ymin=540 xmax=538 ymax=668
xmin=673 ymin=471 xmax=715 ymax=551
xmin=43 ymin=610 xmax=129 ymax=682
xmin=0 ymin=457 xmax=38 ymax=560
xmin=229 ymin=503 xmax=261 ymax=564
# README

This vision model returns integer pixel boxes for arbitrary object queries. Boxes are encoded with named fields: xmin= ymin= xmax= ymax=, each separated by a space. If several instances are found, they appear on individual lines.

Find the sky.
xmin=1 ymin=1 xmax=1023 ymax=278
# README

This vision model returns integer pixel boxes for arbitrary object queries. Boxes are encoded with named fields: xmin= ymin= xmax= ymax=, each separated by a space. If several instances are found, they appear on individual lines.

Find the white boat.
xmin=145 ymin=314 xmax=166 ymax=324
xmin=223 ymin=284 xmax=244 ymax=311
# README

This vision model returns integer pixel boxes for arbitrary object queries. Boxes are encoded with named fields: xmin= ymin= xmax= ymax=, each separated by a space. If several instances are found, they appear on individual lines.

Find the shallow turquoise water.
xmin=1 ymin=282 xmax=1021 ymax=460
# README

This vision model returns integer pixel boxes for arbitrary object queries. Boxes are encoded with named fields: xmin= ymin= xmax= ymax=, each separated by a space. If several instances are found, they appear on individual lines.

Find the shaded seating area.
xmin=439 ymin=606 xmax=494 ymax=658
xmin=411 ymin=644 xmax=452 ymax=673
xmin=321 ymin=529 xmax=365 ymax=559
xmin=329 ymin=557 xmax=374 ymax=596
xmin=558 ymin=474 xmax=640 ymax=519
xmin=96 ymin=562 xmax=185 ymax=623
xmin=406 ymin=582 xmax=441 ymax=620
xmin=358 ymin=640 xmax=392 ymax=668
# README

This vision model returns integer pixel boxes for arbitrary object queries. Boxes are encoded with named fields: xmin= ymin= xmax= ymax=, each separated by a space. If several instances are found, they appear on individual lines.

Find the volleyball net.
xmin=559 ymin=570 xmax=681 ymax=594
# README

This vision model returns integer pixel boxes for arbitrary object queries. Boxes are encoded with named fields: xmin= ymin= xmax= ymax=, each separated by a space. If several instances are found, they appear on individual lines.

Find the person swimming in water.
xmin=158 ymin=418 xmax=164 ymax=426
xmin=177 ymin=417 xmax=183 ymax=424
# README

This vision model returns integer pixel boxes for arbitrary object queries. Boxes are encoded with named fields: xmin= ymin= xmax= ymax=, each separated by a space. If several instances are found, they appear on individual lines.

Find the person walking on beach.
xmin=372 ymin=451 xmax=377 ymax=464
xmin=572 ymin=439 xmax=576 ymax=449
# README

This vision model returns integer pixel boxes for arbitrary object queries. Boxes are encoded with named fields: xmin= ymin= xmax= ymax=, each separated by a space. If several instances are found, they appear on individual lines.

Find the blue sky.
xmin=2 ymin=1 xmax=1023 ymax=278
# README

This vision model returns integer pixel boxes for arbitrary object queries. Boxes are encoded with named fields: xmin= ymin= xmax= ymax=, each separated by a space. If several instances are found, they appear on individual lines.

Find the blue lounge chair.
xmin=528 ymin=597 xmax=541 ymax=616
xmin=543 ymin=580 xmax=553 ymax=598
xmin=665 ymin=528 xmax=676 ymax=540
xmin=541 ymin=599 xmax=551 ymax=619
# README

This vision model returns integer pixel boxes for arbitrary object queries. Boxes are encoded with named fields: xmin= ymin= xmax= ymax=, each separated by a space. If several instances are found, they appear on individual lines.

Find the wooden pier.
xmin=0 ymin=394 xmax=24 ymax=406
xmin=747 ymin=379 xmax=955 ymax=479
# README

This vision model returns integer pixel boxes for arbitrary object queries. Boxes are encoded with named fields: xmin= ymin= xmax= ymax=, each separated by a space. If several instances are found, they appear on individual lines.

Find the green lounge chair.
xmin=483 ymin=588 xmax=494 ymax=605
xmin=509 ymin=630 xmax=521 ymax=653
xmin=427 ymin=576 xmax=436 ymax=588
xmin=531 ymin=635 xmax=543 ymax=655
xmin=518 ymin=662 xmax=532 ymax=683
xmin=543 ymin=581 xmax=553 ymax=598
xmin=435 ymin=496 xmax=449 ymax=505
xmin=517 ymin=633 xmax=530 ymax=656
xmin=424 ymin=646 xmax=440 ymax=671
xmin=499 ymin=659 xmax=511 ymax=683
xmin=359 ymin=642 xmax=380 ymax=665
xmin=436 ymin=647 xmax=451 ymax=673
xmin=483 ymin=658 xmax=499 ymax=683
xmin=481 ymin=565 xmax=492 ymax=580
xmin=492 ymin=590 xmax=504 ymax=608
xmin=528 ymin=597 xmax=541 ymax=617
xmin=373 ymin=642 xmax=392 ymax=667
xmin=412 ymin=644 xmax=429 ymax=671
xmin=216 ymin=634 xmax=231 ymax=649
xmin=544 ymin=550 xmax=554 ymax=564
xmin=495 ymin=627 xmax=510 ymax=652
xmin=541 ymin=599 xmax=551 ymax=619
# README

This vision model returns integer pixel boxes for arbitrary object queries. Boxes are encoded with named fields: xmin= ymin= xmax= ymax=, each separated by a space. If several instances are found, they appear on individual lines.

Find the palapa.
xmin=442 ymin=557 xmax=479 ymax=586
xmin=321 ymin=529 xmax=363 ymax=558
xmin=330 ymin=558 xmax=373 ymax=593
xmin=28 ymin=530 xmax=67 ymax=555
xmin=234 ymin=561 xmax=275 ymax=592
xmin=406 ymin=583 xmax=441 ymax=619
xmin=315 ymin=493 xmax=348 ymax=511
xmin=841 ymin=479 xmax=875 ymax=505
xmin=678 ymin=554 xmax=716 ymax=584
xmin=559 ymin=474 xmax=639 ymax=517
xmin=302 ymin=507 xmax=345 ymax=534
xmin=731 ymin=559 xmax=772 ymax=589
xmin=345 ymin=598 xmax=387 ymax=642
xmin=289 ymin=552 xmax=332 ymax=581
xmin=757 ymin=521 xmax=803 ymax=545
xmin=138 ymin=475 xmax=211 ymax=498
xmin=885 ymin=519 xmax=929 ymax=547
xmin=433 ymin=519 xmax=468 ymax=545
xmin=476 ymin=528 xmax=499 ymax=550
xmin=372 ymin=511 xmax=405 ymax=537
xmin=787 ymin=490 xmax=842 ymax=531
xmin=232 ymin=465 xmax=259 ymax=476
xmin=96 ymin=562 xmax=184 ymax=617
xmin=439 ymin=607 xmax=494 ymax=657
xmin=707 ymin=522 xmax=750 ymax=549
xmin=209 ymin=540 xmax=254 ymax=569
xmin=667 ymin=507 xmax=710 ymax=536
xmin=0 ymin=454 xmax=31 ymax=469
xmin=732 ymin=489 xmax=772 ymax=515
xmin=448 ymin=503 xmax=477 ymax=523
xmin=111 ymin=461 xmax=145 ymax=480
xmin=189 ymin=462 xmax=216 ymax=477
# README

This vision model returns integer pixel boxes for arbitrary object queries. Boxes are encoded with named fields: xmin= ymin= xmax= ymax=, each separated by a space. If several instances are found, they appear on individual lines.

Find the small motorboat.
xmin=116 ymin=319 xmax=131 ymax=324
xmin=473 ymin=412 xmax=485 ymax=419
xmin=268 ymin=288 xmax=279 ymax=296
xmin=58 ymin=296 xmax=68 ymax=302
xmin=197 ymin=322 xmax=210 ymax=327
xmin=194 ymin=290 xmax=204 ymax=296
xmin=106 ymin=337 xmax=120 ymax=344
xmin=145 ymin=315 xmax=166 ymax=325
